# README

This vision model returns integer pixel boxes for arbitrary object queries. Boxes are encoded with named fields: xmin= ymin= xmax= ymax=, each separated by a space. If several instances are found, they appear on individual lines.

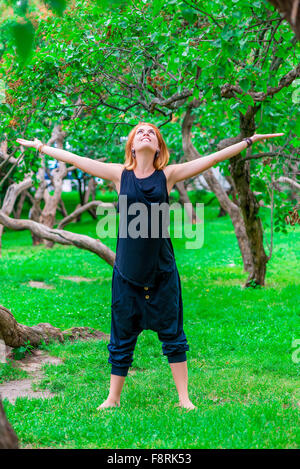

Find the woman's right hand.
xmin=16 ymin=137 xmax=43 ymax=150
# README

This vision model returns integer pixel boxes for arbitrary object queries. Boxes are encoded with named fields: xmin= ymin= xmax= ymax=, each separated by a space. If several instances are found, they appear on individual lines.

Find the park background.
xmin=0 ymin=0 xmax=299 ymax=449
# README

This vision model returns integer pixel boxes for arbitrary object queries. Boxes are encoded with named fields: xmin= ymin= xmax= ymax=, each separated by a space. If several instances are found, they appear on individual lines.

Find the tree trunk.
xmin=39 ymin=124 xmax=67 ymax=248
xmin=76 ymin=173 xmax=84 ymax=207
xmin=217 ymin=180 xmax=233 ymax=217
xmin=75 ymin=203 xmax=82 ymax=223
xmin=229 ymin=155 xmax=268 ymax=286
xmin=13 ymin=192 xmax=27 ymax=219
xmin=91 ymin=177 xmax=97 ymax=200
xmin=0 ymin=177 xmax=32 ymax=256
xmin=29 ymin=158 xmax=49 ymax=246
xmin=0 ymin=304 xmax=109 ymax=349
xmin=58 ymin=197 xmax=68 ymax=218
xmin=225 ymin=175 xmax=239 ymax=206
xmin=181 ymin=100 xmax=254 ymax=273
xmin=84 ymin=178 xmax=98 ymax=220
xmin=37 ymin=97 xmax=86 ymax=246
xmin=204 ymin=168 xmax=254 ymax=273
xmin=267 ymin=0 xmax=300 ymax=40
xmin=175 ymin=180 xmax=202 ymax=223
xmin=224 ymin=106 xmax=269 ymax=286
xmin=219 ymin=55 xmax=300 ymax=285
xmin=0 ymin=398 xmax=19 ymax=449
xmin=217 ymin=205 xmax=227 ymax=217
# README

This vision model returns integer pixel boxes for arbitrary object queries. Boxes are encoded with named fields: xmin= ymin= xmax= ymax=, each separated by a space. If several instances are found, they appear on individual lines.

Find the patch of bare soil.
xmin=0 ymin=350 xmax=63 ymax=404
xmin=0 ymin=379 xmax=55 ymax=404
xmin=27 ymin=281 xmax=55 ymax=290
xmin=59 ymin=276 xmax=98 ymax=282
xmin=63 ymin=327 xmax=110 ymax=342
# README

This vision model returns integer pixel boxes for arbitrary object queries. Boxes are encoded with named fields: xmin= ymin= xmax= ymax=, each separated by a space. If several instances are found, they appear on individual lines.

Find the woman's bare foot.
xmin=97 ymin=398 xmax=120 ymax=410
xmin=176 ymin=399 xmax=197 ymax=410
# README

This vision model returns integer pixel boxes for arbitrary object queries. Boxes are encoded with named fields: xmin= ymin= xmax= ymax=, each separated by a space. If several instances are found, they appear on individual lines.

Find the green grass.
xmin=0 ymin=361 xmax=28 ymax=383
xmin=0 ymin=192 xmax=299 ymax=449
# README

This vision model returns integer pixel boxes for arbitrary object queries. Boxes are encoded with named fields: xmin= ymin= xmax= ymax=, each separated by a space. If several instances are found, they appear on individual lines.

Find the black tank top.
xmin=114 ymin=168 xmax=176 ymax=287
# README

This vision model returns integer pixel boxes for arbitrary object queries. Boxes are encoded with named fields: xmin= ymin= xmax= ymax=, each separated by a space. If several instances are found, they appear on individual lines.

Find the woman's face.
xmin=132 ymin=125 xmax=159 ymax=154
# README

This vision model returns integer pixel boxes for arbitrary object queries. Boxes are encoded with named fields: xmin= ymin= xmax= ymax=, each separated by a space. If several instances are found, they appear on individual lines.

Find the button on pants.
xmin=107 ymin=264 xmax=190 ymax=377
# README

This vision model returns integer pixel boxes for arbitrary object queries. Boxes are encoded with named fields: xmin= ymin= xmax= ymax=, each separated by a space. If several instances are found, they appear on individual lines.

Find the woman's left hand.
xmin=251 ymin=133 xmax=284 ymax=143
xmin=16 ymin=137 xmax=43 ymax=150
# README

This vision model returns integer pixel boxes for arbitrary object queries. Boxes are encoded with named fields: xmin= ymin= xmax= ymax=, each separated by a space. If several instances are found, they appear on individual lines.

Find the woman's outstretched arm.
xmin=16 ymin=137 xmax=123 ymax=183
xmin=166 ymin=133 xmax=284 ymax=185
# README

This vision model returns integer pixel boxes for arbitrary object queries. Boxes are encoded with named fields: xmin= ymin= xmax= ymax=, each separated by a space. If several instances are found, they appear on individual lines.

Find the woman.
xmin=16 ymin=125 xmax=283 ymax=410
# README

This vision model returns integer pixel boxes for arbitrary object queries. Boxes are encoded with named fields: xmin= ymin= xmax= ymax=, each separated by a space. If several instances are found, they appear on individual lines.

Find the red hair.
xmin=124 ymin=122 xmax=170 ymax=170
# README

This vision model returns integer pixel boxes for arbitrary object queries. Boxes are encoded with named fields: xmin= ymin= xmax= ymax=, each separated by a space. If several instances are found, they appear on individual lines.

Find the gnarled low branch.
xmin=0 ymin=304 xmax=109 ymax=349
xmin=0 ymin=211 xmax=115 ymax=266
xmin=57 ymin=200 xmax=115 ymax=229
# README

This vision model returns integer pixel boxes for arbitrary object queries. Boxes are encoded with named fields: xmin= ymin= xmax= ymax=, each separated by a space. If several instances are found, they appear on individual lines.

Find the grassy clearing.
xmin=0 ymin=191 xmax=299 ymax=449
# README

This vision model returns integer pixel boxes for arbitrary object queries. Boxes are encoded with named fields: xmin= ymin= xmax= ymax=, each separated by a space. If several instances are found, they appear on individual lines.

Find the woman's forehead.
xmin=135 ymin=125 xmax=155 ymax=132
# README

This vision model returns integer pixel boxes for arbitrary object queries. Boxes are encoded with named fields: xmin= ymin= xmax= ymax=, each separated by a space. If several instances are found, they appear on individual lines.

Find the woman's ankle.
xmin=179 ymin=395 xmax=190 ymax=404
xmin=107 ymin=394 xmax=120 ymax=403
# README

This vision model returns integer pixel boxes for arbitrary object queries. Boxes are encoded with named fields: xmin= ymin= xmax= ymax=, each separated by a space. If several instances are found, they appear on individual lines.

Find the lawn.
xmin=0 ymin=191 xmax=299 ymax=449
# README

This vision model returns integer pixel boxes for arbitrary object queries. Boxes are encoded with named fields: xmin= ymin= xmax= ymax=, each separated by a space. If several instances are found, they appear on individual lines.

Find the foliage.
xmin=0 ymin=202 xmax=299 ymax=448
xmin=0 ymin=1 xmax=298 ymax=238
xmin=12 ymin=340 xmax=34 ymax=360
xmin=0 ymin=1 xmax=298 ymax=228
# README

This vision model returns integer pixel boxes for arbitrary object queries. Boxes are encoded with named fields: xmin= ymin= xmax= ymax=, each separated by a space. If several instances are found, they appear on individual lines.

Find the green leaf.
xmin=295 ymin=117 xmax=300 ymax=137
xmin=290 ymin=137 xmax=300 ymax=147
xmin=44 ymin=0 xmax=67 ymax=15
xmin=205 ymin=88 xmax=213 ymax=100
xmin=192 ymin=88 xmax=200 ymax=99
xmin=152 ymin=0 xmax=163 ymax=16
xmin=274 ymin=48 xmax=288 ymax=59
xmin=220 ymin=24 xmax=233 ymax=42
xmin=11 ymin=20 xmax=35 ymax=62
xmin=239 ymin=79 xmax=250 ymax=93
xmin=15 ymin=0 xmax=28 ymax=14
xmin=242 ymin=94 xmax=255 ymax=106
xmin=95 ymin=0 xmax=126 ymax=8
xmin=180 ymin=8 xmax=197 ymax=24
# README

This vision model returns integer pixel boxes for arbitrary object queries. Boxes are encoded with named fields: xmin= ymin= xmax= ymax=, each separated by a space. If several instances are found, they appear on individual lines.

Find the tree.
xmin=267 ymin=0 xmax=300 ymax=39
xmin=0 ymin=0 xmax=299 ymax=286
xmin=0 ymin=398 xmax=18 ymax=449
